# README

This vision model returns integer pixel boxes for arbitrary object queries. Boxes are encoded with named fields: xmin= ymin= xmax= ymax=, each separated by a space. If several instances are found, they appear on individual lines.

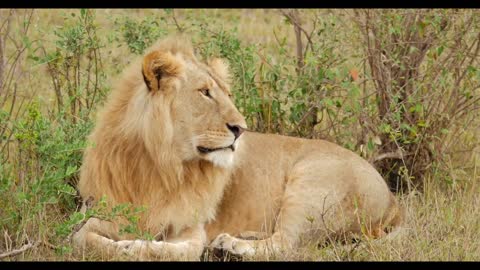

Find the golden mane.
xmin=77 ymin=37 xmax=231 ymax=236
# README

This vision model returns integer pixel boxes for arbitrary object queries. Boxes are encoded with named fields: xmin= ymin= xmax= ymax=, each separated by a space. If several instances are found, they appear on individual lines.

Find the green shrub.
xmin=114 ymin=15 xmax=167 ymax=55
xmin=0 ymin=101 xmax=92 ymax=247
xmin=28 ymin=9 xmax=107 ymax=121
xmin=353 ymin=9 xmax=480 ymax=191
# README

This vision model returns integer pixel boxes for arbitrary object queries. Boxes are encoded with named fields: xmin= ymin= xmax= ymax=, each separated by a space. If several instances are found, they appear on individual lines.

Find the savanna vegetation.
xmin=0 ymin=9 xmax=479 ymax=261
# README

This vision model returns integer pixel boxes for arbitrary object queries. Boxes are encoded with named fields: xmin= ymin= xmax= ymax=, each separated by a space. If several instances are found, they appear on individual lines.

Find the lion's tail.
xmin=380 ymin=194 xmax=407 ymax=241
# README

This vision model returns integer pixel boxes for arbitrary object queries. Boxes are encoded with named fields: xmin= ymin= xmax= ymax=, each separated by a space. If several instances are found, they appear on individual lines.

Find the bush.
xmin=114 ymin=15 xmax=167 ymax=55
xmin=353 ymin=9 xmax=480 ymax=191
xmin=29 ymin=9 xmax=107 ymax=121
xmin=0 ymin=101 xmax=92 ymax=250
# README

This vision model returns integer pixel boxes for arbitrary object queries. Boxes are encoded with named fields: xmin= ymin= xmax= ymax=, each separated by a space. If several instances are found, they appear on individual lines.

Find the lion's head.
xmin=77 ymin=36 xmax=249 ymax=232
xmin=108 ymin=37 xmax=247 ymax=169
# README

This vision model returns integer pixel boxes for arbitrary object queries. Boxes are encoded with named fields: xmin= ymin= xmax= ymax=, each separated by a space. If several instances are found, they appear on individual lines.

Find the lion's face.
xmin=141 ymin=41 xmax=247 ymax=168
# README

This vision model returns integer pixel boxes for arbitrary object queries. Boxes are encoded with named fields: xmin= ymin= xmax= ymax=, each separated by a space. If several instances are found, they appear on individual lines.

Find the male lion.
xmin=72 ymin=36 xmax=403 ymax=260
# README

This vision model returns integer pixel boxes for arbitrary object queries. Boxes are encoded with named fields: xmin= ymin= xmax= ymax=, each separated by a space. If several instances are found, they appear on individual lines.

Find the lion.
xmin=72 ymin=36 xmax=404 ymax=260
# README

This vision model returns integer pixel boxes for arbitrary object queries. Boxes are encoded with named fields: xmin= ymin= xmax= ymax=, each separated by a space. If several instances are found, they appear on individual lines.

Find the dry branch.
xmin=371 ymin=149 xmax=404 ymax=164
xmin=279 ymin=9 xmax=312 ymax=74
xmin=0 ymin=241 xmax=39 ymax=260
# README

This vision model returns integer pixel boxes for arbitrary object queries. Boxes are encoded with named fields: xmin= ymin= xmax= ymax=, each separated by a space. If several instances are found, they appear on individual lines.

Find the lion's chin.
xmin=203 ymin=150 xmax=234 ymax=168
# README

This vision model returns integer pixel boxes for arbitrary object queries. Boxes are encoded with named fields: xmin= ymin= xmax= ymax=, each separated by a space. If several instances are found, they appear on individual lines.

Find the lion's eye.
xmin=200 ymin=88 xmax=212 ymax=98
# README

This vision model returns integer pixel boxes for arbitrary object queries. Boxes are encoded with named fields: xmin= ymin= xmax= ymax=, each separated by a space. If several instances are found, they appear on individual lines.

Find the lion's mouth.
xmin=197 ymin=144 xmax=235 ymax=154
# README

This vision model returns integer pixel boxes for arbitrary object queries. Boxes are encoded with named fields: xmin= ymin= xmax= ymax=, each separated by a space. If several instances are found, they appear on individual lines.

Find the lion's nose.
xmin=226 ymin=124 xmax=244 ymax=139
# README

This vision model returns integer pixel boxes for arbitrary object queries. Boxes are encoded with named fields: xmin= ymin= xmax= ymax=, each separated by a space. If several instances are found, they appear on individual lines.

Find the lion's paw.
xmin=116 ymin=240 xmax=147 ymax=258
xmin=210 ymin=233 xmax=255 ymax=257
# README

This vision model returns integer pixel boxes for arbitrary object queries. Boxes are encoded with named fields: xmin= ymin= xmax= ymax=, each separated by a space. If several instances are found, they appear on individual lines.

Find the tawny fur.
xmin=73 ymin=36 xmax=403 ymax=260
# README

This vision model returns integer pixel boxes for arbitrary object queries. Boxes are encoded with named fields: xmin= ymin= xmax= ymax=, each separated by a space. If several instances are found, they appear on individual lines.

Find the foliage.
xmin=28 ymin=9 xmax=107 ymax=121
xmin=114 ymin=15 xmax=167 ymax=55
xmin=352 ymin=9 xmax=480 ymax=190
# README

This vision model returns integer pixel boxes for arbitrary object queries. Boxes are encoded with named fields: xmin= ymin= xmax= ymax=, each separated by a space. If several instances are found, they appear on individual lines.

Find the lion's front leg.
xmin=72 ymin=217 xmax=124 ymax=258
xmin=73 ymin=218 xmax=206 ymax=261
xmin=118 ymin=224 xmax=207 ymax=260
xmin=210 ymin=232 xmax=291 ymax=259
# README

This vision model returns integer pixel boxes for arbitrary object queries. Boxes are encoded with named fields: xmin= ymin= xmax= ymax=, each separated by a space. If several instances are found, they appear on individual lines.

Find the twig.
xmin=0 ymin=241 xmax=39 ymax=259
xmin=371 ymin=149 xmax=404 ymax=163
xmin=279 ymin=9 xmax=311 ymax=74
xmin=41 ymin=241 xmax=57 ymax=250
xmin=295 ymin=105 xmax=318 ymax=134
xmin=278 ymin=9 xmax=314 ymax=52
xmin=172 ymin=10 xmax=184 ymax=32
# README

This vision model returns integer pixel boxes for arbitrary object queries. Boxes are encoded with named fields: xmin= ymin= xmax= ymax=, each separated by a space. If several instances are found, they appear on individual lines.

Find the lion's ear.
xmin=142 ymin=50 xmax=182 ymax=92
xmin=208 ymin=58 xmax=231 ymax=84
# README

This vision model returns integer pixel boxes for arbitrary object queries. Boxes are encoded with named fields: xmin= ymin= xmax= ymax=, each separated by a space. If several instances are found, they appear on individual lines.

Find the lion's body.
xmin=206 ymin=132 xmax=402 ymax=243
xmin=73 ymin=37 xmax=403 ymax=260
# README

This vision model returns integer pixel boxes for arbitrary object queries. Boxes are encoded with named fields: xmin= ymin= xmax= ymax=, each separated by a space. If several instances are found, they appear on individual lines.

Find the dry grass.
xmin=12 ymin=176 xmax=480 ymax=261
xmin=1 ymin=9 xmax=479 ymax=261
xmin=301 ymin=179 xmax=480 ymax=261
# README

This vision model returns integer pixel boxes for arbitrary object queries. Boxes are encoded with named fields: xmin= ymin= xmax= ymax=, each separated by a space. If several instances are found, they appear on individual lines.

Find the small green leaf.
xmin=66 ymin=165 xmax=77 ymax=176
xmin=437 ymin=45 xmax=444 ymax=56
xmin=367 ymin=139 xmax=375 ymax=152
